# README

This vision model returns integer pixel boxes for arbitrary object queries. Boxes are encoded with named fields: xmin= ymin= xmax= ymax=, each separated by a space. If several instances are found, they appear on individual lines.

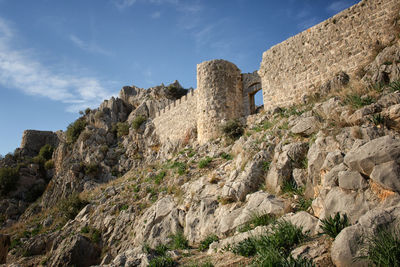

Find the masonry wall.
xmin=259 ymin=0 xmax=400 ymax=110
xmin=242 ymin=72 xmax=261 ymax=117
xmin=152 ymin=90 xmax=197 ymax=144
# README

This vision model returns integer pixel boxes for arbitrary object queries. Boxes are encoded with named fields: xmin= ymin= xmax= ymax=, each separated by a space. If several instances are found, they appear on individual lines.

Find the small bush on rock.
xmin=169 ymin=230 xmax=189 ymax=249
xmin=199 ymin=234 xmax=219 ymax=251
xmin=132 ymin=115 xmax=147 ymax=130
xmin=58 ymin=193 xmax=88 ymax=220
xmin=221 ymin=119 xmax=243 ymax=140
xmin=0 ymin=166 xmax=19 ymax=196
xmin=198 ymin=157 xmax=212 ymax=168
xmin=66 ymin=118 xmax=87 ymax=144
xmin=44 ymin=159 xmax=54 ymax=170
xmin=38 ymin=144 xmax=54 ymax=160
xmin=116 ymin=122 xmax=130 ymax=137
xmin=320 ymin=212 xmax=349 ymax=238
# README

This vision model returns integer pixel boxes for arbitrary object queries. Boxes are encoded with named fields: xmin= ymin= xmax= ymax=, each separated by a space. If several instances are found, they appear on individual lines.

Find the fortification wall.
xmin=196 ymin=60 xmax=243 ymax=145
xmin=242 ymin=72 xmax=261 ymax=117
xmin=259 ymin=0 xmax=400 ymax=109
xmin=152 ymin=90 xmax=197 ymax=144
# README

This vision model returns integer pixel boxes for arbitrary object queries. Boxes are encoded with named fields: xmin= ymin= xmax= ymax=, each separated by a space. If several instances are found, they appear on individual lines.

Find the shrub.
xmin=38 ymin=144 xmax=54 ymax=160
xmin=220 ymin=152 xmax=233 ymax=160
xmin=85 ymin=108 xmax=91 ymax=115
xmin=358 ymin=225 xmax=400 ymax=267
xmin=169 ymin=231 xmax=189 ymax=249
xmin=58 ymin=193 xmax=88 ymax=220
xmin=343 ymin=94 xmax=374 ymax=109
xmin=221 ymin=119 xmax=244 ymax=140
xmin=320 ymin=212 xmax=349 ymax=238
xmin=132 ymin=115 xmax=147 ymax=130
xmin=94 ymin=110 xmax=104 ymax=120
xmin=281 ymin=179 xmax=304 ymax=196
xmin=198 ymin=157 xmax=212 ymax=168
xmin=388 ymin=80 xmax=400 ymax=92
xmin=116 ymin=122 xmax=130 ymax=137
xmin=262 ymin=161 xmax=271 ymax=172
xmin=296 ymin=197 xmax=313 ymax=212
xmin=83 ymin=163 xmax=100 ymax=176
xmin=0 ymin=167 xmax=19 ymax=196
xmin=148 ymin=255 xmax=175 ymax=267
xmin=44 ymin=159 xmax=54 ymax=170
xmin=237 ymin=212 xmax=276 ymax=233
xmin=199 ymin=234 xmax=219 ymax=251
xmin=154 ymin=171 xmax=166 ymax=185
xmin=169 ymin=161 xmax=186 ymax=175
xmin=66 ymin=118 xmax=87 ymax=144
xmin=229 ymin=220 xmax=309 ymax=265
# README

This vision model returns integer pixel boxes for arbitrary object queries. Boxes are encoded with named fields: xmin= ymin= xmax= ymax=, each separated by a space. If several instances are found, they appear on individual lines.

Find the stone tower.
xmin=196 ymin=59 xmax=243 ymax=145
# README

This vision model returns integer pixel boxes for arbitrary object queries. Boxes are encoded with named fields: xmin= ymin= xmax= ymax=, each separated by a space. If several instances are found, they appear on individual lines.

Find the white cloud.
xmin=327 ymin=1 xmax=351 ymax=14
xmin=69 ymin=34 xmax=112 ymax=56
xmin=113 ymin=0 xmax=137 ymax=10
xmin=151 ymin=11 xmax=161 ymax=19
xmin=0 ymin=17 xmax=116 ymax=112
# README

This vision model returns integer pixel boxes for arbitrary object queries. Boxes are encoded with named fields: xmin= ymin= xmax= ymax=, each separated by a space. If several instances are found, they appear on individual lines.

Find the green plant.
xmin=230 ymin=220 xmax=309 ymax=265
xmin=119 ymin=204 xmax=129 ymax=211
xmin=320 ymin=212 xmax=350 ymax=238
xmin=66 ymin=118 xmax=87 ymax=144
xmin=281 ymin=179 xmax=304 ymax=196
xmin=58 ymin=193 xmax=88 ymax=220
xmin=238 ymin=212 xmax=276 ymax=233
xmin=262 ymin=161 xmax=271 ymax=172
xmin=169 ymin=161 xmax=187 ymax=175
xmin=221 ymin=119 xmax=244 ymax=140
xmin=220 ymin=152 xmax=233 ymax=160
xmin=132 ymin=115 xmax=147 ymax=130
xmin=81 ymin=226 xmax=90 ymax=234
xmin=0 ymin=166 xmax=19 ymax=196
xmin=343 ymin=94 xmax=374 ymax=109
xmin=95 ymin=110 xmax=104 ymax=120
xmin=84 ymin=163 xmax=100 ymax=176
xmin=148 ymin=255 xmax=175 ymax=267
xmin=357 ymin=225 xmax=400 ymax=267
xmin=169 ymin=231 xmax=189 ymax=249
xmin=154 ymin=171 xmax=166 ymax=185
xmin=198 ymin=157 xmax=212 ymax=168
xmin=199 ymin=234 xmax=219 ymax=251
xmin=296 ymin=197 xmax=313 ymax=212
xmin=263 ymin=120 xmax=274 ymax=130
xmin=38 ymin=144 xmax=54 ymax=160
xmin=44 ymin=159 xmax=55 ymax=170
xmin=116 ymin=122 xmax=130 ymax=137
xmin=388 ymin=80 xmax=400 ymax=92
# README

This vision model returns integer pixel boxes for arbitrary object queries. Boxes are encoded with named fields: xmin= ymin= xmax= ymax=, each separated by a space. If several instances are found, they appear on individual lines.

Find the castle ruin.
xmin=153 ymin=0 xmax=400 ymax=145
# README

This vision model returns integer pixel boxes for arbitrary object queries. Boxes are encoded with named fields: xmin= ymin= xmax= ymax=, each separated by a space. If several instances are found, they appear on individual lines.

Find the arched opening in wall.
xmin=248 ymin=83 xmax=263 ymax=114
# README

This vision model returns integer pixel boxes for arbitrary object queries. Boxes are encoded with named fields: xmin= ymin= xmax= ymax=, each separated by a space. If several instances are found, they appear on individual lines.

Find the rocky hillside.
xmin=0 ymin=42 xmax=400 ymax=267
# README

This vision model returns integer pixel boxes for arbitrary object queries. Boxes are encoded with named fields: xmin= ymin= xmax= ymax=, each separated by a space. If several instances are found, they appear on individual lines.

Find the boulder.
xmin=344 ymin=135 xmax=400 ymax=176
xmin=291 ymin=238 xmax=334 ymax=267
xmin=370 ymin=161 xmax=400 ymax=192
xmin=290 ymin=117 xmax=320 ymax=136
xmin=281 ymin=211 xmax=319 ymax=235
xmin=222 ymin=150 xmax=272 ymax=201
xmin=331 ymin=204 xmax=400 ymax=267
xmin=48 ymin=235 xmax=101 ymax=267
xmin=338 ymin=170 xmax=368 ymax=190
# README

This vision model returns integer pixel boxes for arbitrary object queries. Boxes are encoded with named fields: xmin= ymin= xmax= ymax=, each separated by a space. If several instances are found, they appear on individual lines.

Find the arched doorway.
xmin=248 ymin=82 xmax=263 ymax=114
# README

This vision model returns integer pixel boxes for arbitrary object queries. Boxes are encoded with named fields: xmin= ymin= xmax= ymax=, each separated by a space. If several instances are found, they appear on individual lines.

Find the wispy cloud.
xmin=112 ymin=0 xmax=178 ymax=10
xmin=0 ymin=17 xmax=116 ymax=112
xmin=327 ymin=1 xmax=352 ymax=14
xmin=297 ymin=17 xmax=319 ymax=31
xmin=151 ymin=11 xmax=161 ymax=19
xmin=69 ymin=34 xmax=112 ymax=56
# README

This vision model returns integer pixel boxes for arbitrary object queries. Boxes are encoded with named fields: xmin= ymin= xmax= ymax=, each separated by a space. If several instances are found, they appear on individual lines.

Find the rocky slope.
xmin=0 ymin=43 xmax=400 ymax=267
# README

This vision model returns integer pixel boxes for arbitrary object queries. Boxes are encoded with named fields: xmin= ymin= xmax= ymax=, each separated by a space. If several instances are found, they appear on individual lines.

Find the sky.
xmin=0 ymin=0 xmax=359 ymax=156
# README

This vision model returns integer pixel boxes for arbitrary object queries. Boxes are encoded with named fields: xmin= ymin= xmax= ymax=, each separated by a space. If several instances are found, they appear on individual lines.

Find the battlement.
xmin=154 ymin=89 xmax=197 ymax=119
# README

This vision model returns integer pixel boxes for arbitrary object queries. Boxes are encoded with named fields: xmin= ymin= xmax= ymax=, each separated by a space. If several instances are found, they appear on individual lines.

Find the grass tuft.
xmin=320 ymin=212 xmax=349 ymax=238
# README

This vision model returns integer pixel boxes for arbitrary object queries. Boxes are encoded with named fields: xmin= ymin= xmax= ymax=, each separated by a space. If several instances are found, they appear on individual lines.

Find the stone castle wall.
xmin=153 ymin=90 xmax=197 ymax=144
xmin=196 ymin=60 xmax=243 ymax=145
xmin=259 ymin=0 xmax=400 ymax=109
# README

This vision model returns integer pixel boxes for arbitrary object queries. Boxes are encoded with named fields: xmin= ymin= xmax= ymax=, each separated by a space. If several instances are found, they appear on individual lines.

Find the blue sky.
xmin=0 ymin=0 xmax=359 ymax=155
